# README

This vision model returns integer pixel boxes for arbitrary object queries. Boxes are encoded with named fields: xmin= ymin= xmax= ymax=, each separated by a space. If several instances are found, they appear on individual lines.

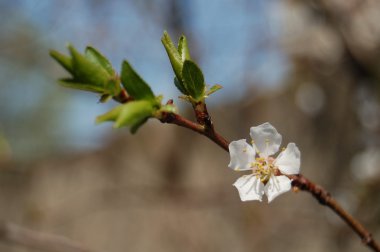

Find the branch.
xmin=290 ymin=174 xmax=380 ymax=252
xmin=160 ymin=111 xmax=380 ymax=252
xmin=0 ymin=221 xmax=97 ymax=252
xmin=160 ymin=111 xmax=229 ymax=152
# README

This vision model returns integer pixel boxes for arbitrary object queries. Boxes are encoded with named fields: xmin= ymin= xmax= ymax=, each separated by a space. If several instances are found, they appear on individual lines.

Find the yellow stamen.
xmin=251 ymin=156 xmax=277 ymax=185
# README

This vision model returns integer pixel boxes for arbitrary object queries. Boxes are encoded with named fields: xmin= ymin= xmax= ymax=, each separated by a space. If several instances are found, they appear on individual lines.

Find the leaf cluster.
xmin=50 ymin=32 xmax=221 ymax=133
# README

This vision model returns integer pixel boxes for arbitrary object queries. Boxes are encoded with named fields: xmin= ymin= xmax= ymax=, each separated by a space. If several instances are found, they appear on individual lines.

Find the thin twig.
xmin=0 ymin=221 xmax=97 ymax=252
xmin=160 ymin=111 xmax=380 ymax=252
xmin=192 ymin=101 xmax=212 ymax=128
xmin=160 ymin=111 xmax=228 ymax=152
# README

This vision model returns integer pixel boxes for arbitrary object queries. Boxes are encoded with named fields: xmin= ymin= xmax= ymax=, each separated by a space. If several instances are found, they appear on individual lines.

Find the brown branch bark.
xmin=0 ymin=221 xmax=97 ymax=252
xmin=290 ymin=174 xmax=380 ymax=252
xmin=160 ymin=111 xmax=229 ymax=152
xmin=160 ymin=111 xmax=380 ymax=252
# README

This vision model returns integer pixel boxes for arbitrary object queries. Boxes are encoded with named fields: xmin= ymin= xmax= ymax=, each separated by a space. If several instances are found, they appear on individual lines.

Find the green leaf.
xmin=49 ymin=50 xmax=73 ymax=73
xmin=120 ymin=60 xmax=155 ymax=100
xmin=59 ymin=78 xmax=105 ymax=93
xmin=178 ymin=35 xmax=191 ymax=62
xmin=161 ymin=31 xmax=183 ymax=80
xmin=51 ymin=45 xmax=122 ymax=97
xmin=96 ymin=104 xmax=123 ymax=123
xmin=130 ymin=117 xmax=148 ymax=134
xmin=105 ymin=78 xmax=121 ymax=96
xmin=96 ymin=100 xmax=155 ymax=133
xmin=181 ymin=60 xmax=205 ymax=101
xmin=174 ymin=77 xmax=188 ymax=95
xmin=99 ymin=94 xmax=112 ymax=103
xmin=85 ymin=46 xmax=115 ymax=75
xmin=206 ymin=84 xmax=223 ymax=96
xmin=68 ymin=44 xmax=110 ymax=88
xmin=115 ymin=100 xmax=153 ymax=132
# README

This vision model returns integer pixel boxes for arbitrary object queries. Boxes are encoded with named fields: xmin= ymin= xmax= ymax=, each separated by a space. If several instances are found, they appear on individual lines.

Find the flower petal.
xmin=264 ymin=175 xmax=292 ymax=203
xmin=250 ymin=122 xmax=282 ymax=157
xmin=228 ymin=139 xmax=256 ymax=171
xmin=274 ymin=143 xmax=301 ymax=175
xmin=233 ymin=175 xmax=264 ymax=201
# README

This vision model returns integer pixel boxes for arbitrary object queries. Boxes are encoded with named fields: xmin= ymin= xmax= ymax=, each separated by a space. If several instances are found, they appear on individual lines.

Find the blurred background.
xmin=1 ymin=0 xmax=380 ymax=251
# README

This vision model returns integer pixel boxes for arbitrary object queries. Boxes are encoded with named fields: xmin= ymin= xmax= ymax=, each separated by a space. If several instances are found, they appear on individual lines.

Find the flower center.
xmin=251 ymin=157 xmax=276 ymax=184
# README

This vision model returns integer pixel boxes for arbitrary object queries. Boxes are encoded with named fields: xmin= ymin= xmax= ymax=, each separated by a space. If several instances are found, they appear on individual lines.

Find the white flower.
xmin=228 ymin=122 xmax=301 ymax=203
